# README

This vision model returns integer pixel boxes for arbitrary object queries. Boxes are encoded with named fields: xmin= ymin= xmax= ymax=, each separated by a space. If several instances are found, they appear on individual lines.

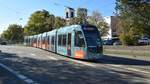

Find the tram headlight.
xmin=75 ymin=50 xmax=84 ymax=59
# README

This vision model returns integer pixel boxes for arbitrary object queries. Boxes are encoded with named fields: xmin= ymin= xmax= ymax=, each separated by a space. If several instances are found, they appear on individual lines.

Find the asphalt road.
xmin=0 ymin=66 xmax=26 ymax=84
xmin=0 ymin=45 xmax=150 ymax=84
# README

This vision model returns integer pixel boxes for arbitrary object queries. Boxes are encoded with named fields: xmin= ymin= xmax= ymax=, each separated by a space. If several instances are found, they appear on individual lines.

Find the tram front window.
xmin=82 ymin=26 xmax=101 ymax=46
xmin=75 ymin=31 xmax=85 ymax=47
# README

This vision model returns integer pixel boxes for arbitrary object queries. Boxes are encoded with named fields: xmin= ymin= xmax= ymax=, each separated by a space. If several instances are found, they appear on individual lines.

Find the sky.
xmin=0 ymin=0 xmax=116 ymax=34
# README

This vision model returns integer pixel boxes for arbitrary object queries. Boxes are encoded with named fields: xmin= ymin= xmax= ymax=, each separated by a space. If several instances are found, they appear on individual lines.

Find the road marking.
xmin=17 ymin=74 xmax=27 ymax=80
xmin=108 ymin=64 xmax=122 ymax=67
xmin=30 ymin=53 xmax=36 ymax=56
xmin=46 ymin=55 xmax=95 ymax=67
xmin=108 ymin=64 xmax=150 ymax=75
xmin=70 ymin=59 xmax=96 ymax=67
xmin=47 ymin=56 xmax=59 ymax=60
xmin=126 ymin=67 xmax=150 ymax=75
xmin=0 ymin=63 xmax=38 ymax=84
xmin=24 ymin=79 xmax=34 ymax=84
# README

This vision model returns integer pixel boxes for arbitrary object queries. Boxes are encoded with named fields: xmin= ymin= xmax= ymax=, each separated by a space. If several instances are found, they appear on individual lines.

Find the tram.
xmin=24 ymin=25 xmax=103 ymax=60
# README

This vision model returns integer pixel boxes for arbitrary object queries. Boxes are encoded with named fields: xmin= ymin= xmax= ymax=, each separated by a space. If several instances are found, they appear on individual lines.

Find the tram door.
xmin=67 ymin=33 xmax=71 ymax=56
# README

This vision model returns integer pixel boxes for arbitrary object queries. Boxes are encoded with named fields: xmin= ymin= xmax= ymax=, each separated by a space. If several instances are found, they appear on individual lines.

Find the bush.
xmin=119 ymin=33 xmax=137 ymax=45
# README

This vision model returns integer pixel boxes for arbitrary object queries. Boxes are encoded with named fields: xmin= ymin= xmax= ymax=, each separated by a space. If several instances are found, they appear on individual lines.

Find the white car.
xmin=138 ymin=37 xmax=150 ymax=45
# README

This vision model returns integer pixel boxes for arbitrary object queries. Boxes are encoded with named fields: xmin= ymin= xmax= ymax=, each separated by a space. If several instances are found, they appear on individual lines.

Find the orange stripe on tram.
xmin=75 ymin=50 xmax=84 ymax=59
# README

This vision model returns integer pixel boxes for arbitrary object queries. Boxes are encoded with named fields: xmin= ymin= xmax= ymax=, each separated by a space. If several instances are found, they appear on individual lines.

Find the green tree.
xmin=24 ymin=10 xmax=55 ymax=35
xmin=88 ymin=10 xmax=109 ymax=36
xmin=1 ymin=24 xmax=24 ymax=43
xmin=116 ymin=0 xmax=150 ymax=35
xmin=54 ymin=17 xmax=66 ymax=28
xmin=68 ymin=17 xmax=80 ymax=25
xmin=116 ymin=0 xmax=150 ymax=45
xmin=77 ymin=8 xmax=88 ymax=24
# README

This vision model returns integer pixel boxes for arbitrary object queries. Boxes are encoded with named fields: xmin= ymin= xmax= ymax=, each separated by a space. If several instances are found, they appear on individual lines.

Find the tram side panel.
xmin=56 ymin=28 xmax=70 ymax=56
xmin=47 ymin=30 xmax=57 ymax=53
xmin=24 ymin=25 xmax=103 ymax=60
xmin=39 ymin=34 xmax=42 ymax=49
xmin=33 ymin=35 xmax=37 ymax=47
xmin=42 ymin=32 xmax=48 ymax=50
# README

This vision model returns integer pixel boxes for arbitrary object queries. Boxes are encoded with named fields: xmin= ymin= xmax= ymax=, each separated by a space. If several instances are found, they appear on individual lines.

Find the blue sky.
xmin=0 ymin=0 xmax=116 ymax=34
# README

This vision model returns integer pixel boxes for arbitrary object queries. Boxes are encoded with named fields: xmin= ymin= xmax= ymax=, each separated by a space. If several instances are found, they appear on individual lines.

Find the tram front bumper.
xmin=86 ymin=52 xmax=103 ymax=60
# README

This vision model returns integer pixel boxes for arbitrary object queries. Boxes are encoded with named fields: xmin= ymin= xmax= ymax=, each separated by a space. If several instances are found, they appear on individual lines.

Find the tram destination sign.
xmin=83 ymin=27 xmax=95 ymax=31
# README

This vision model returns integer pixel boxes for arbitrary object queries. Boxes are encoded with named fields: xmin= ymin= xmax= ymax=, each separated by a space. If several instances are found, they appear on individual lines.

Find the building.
xmin=65 ymin=7 xmax=75 ymax=25
xmin=65 ymin=7 xmax=88 ymax=25
xmin=65 ymin=7 xmax=75 ymax=20
xmin=102 ymin=16 xmax=118 ymax=40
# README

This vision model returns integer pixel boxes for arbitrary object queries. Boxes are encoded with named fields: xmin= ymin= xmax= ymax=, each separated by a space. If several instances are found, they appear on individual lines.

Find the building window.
xmin=71 ymin=12 xmax=74 ymax=18
xmin=66 ymin=12 xmax=69 ymax=18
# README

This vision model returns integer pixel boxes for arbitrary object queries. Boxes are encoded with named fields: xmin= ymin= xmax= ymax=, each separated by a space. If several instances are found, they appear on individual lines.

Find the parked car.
xmin=138 ymin=37 xmax=150 ymax=45
xmin=113 ymin=41 xmax=122 ymax=45
xmin=103 ymin=38 xmax=121 ymax=45
xmin=0 ymin=41 xmax=7 ymax=45
xmin=103 ymin=40 xmax=114 ymax=45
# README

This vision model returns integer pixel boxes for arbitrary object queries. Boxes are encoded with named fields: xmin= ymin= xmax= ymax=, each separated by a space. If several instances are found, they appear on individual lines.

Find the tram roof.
xmin=57 ymin=25 xmax=81 ymax=33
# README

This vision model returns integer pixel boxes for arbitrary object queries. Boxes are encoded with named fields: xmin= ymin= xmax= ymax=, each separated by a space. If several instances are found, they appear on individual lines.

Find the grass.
xmin=104 ymin=49 xmax=150 ymax=57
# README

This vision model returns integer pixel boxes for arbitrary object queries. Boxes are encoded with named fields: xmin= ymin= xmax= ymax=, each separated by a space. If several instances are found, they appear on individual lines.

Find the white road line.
xmin=108 ymin=64 xmax=122 ymax=67
xmin=108 ymin=64 xmax=150 ymax=75
xmin=17 ymin=74 xmax=27 ymax=80
xmin=30 ymin=53 xmax=36 ymax=56
xmin=0 ymin=63 xmax=38 ymax=84
xmin=126 ymin=67 xmax=150 ymax=75
xmin=46 ymin=55 xmax=95 ymax=67
xmin=70 ymin=59 xmax=96 ymax=67
xmin=47 ymin=56 xmax=59 ymax=60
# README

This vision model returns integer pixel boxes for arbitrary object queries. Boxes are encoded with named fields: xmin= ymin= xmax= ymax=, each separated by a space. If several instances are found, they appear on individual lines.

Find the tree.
xmin=68 ymin=17 xmax=80 ymax=25
xmin=54 ymin=17 xmax=66 ymax=28
xmin=77 ymin=8 xmax=88 ymax=24
xmin=88 ymin=10 xmax=109 ymax=36
xmin=116 ymin=0 xmax=150 ymax=45
xmin=116 ymin=0 xmax=150 ymax=36
xmin=24 ymin=10 xmax=55 ymax=35
xmin=1 ymin=24 xmax=24 ymax=43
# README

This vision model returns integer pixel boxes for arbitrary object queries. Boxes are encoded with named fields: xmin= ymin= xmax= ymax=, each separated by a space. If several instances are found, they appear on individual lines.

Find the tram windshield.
xmin=82 ymin=26 xmax=101 ymax=46
xmin=75 ymin=31 xmax=85 ymax=47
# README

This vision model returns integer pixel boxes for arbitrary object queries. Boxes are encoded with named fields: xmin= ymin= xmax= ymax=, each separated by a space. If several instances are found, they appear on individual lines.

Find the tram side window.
xmin=39 ymin=37 xmax=41 ymax=43
xmin=67 ymin=33 xmax=71 ymax=46
xmin=51 ymin=36 xmax=54 ymax=45
xmin=34 ymin=38 xmax=37 ymax=43
xmin=38 ymin=37 xmax=39 ymax=43
xmin=45 ymin=37 xmax=48 ymax=44
xmin=44 ymin=37 xmax=47 ymax=44
xmin=47 ymin=36 xmax=49 ymax=44
xmin=75 ymin=31 xmax=85 ymax=47
xmin=42 ymin=37 xmax=44 ymax=44
xmin=62 ymin=35 xmax=66 ymax=46
xmin=33 ymin=38 xmax=34 ymax=43
xmin=58 ymin=35 xmax=62 ymax=46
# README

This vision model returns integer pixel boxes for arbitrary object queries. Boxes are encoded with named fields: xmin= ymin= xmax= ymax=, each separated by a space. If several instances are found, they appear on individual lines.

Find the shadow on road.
xmin=96 ymin=55 xmax=150 ymax=66
xmin=0 ymin=52 xmax=149 ymax=84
